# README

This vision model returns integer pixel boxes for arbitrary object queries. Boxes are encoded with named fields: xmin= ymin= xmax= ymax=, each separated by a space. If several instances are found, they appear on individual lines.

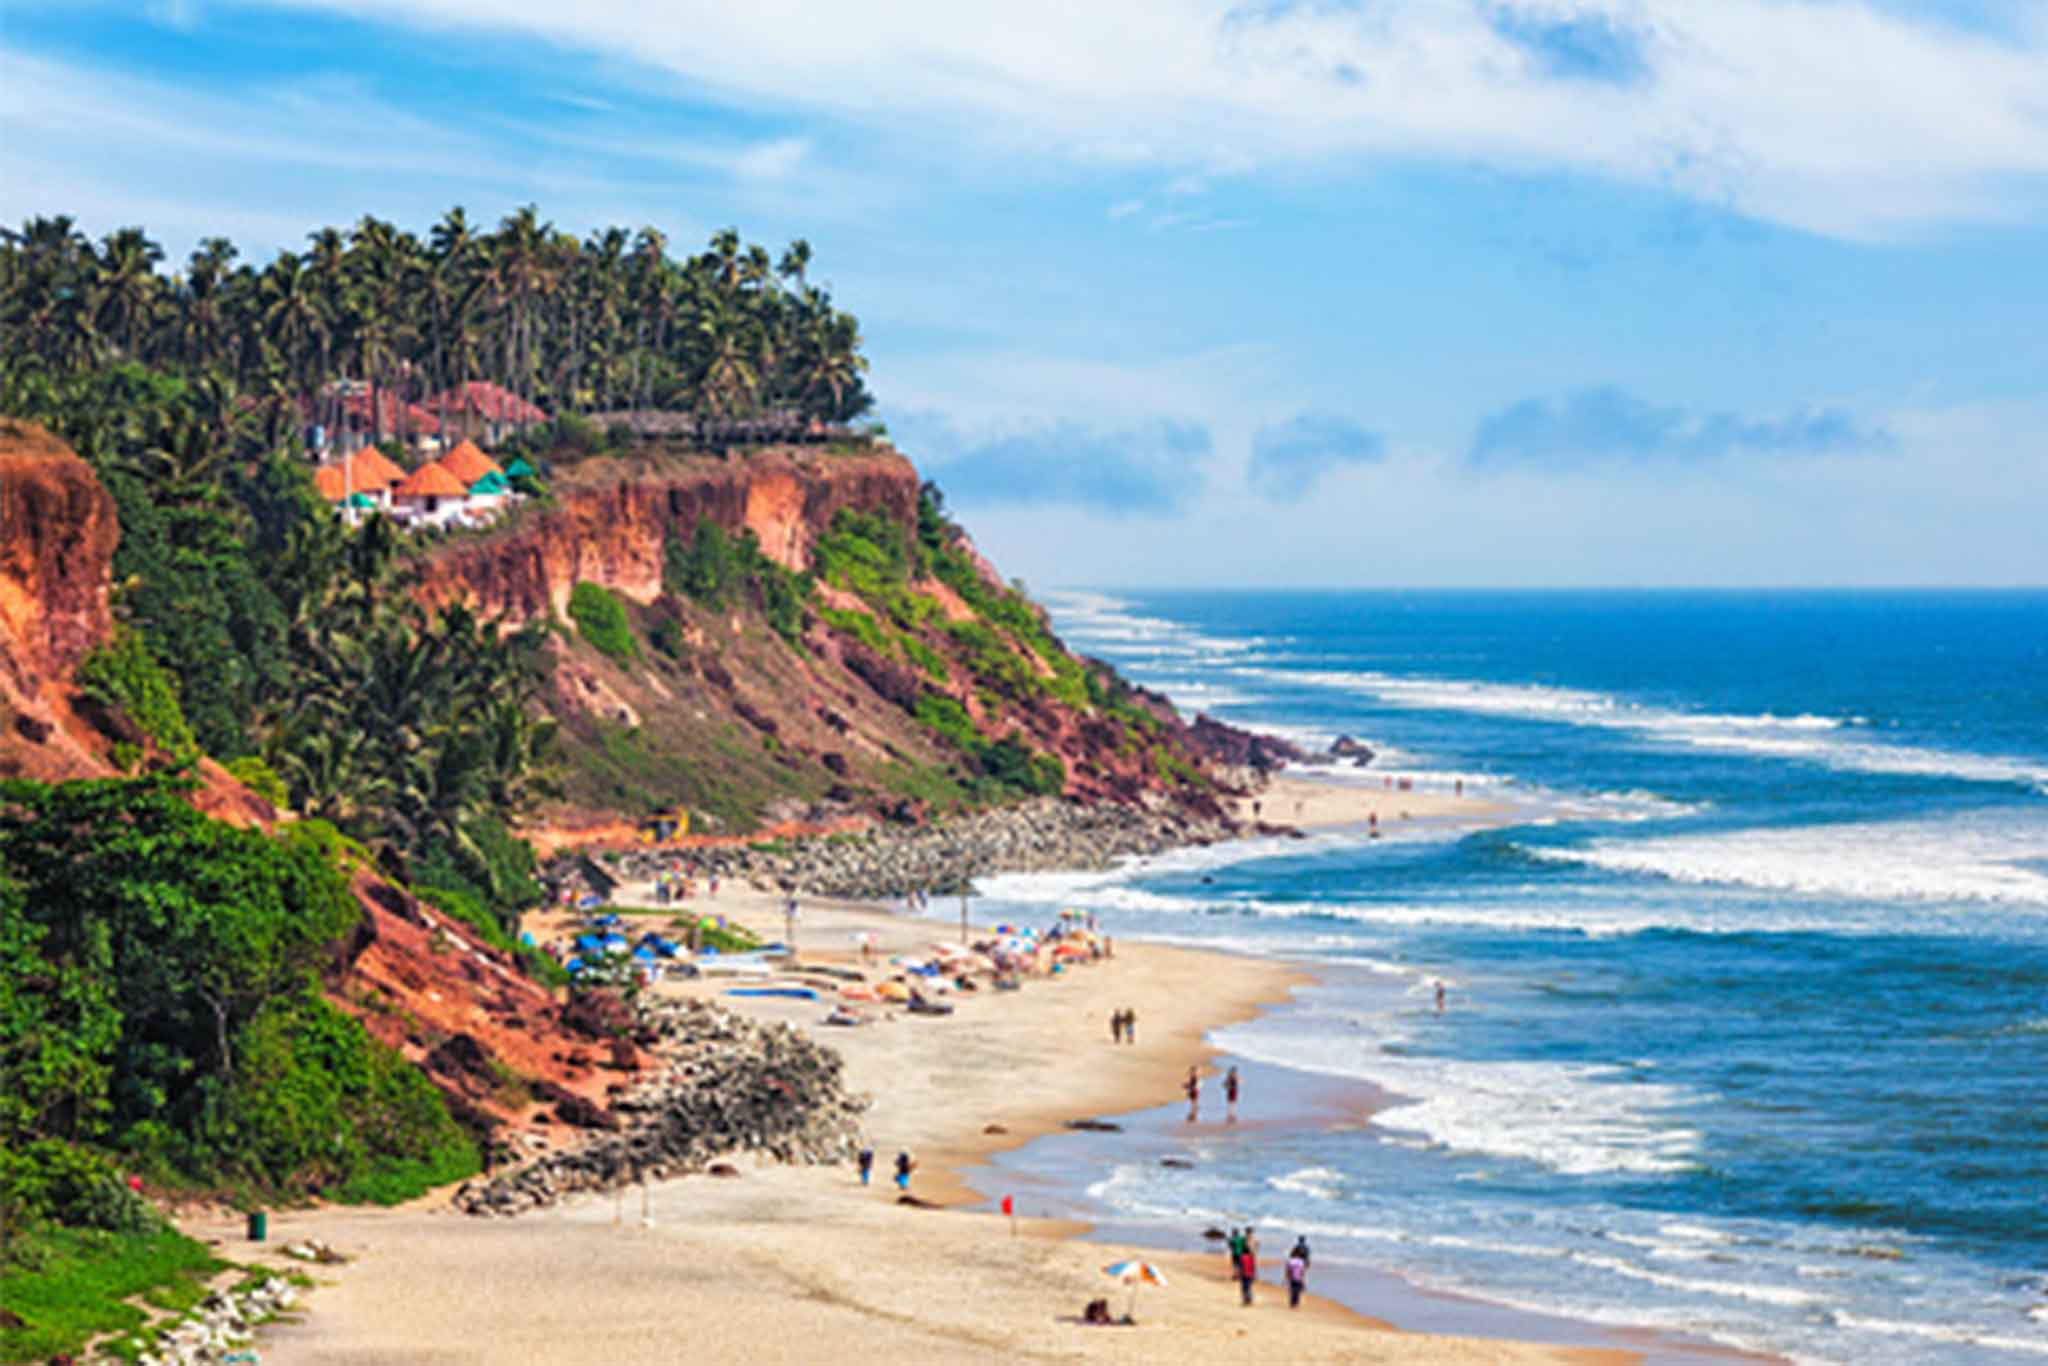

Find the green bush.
xmin=74 ymin=628 xmax=200 ymax=763
xmin=0 ymin=1140 xmax=159 ymax=1236
xmin=0 ymin=775 xmax=476 ymax=1204
xmin=667 ymin=519 xmax=811 ymax=646
xmin=225 ymin=754 xmax=290 ymax=808
xmin=902 ymin=635 xmax=948 ymax=682
xmin=820 ymin=606 xmax=888 ymax=653
xmin=667 ymin=519 xmax=740 ymax=605
xmin=979 ymin=736 xmax=1065 ymax=796
xmin=568 ymin=581 xmax=638 ymax=663
xmin=913 ymin=692 xmax=979 ymax=751
xmin=213 ymin=995 xmax=478 ymax=1200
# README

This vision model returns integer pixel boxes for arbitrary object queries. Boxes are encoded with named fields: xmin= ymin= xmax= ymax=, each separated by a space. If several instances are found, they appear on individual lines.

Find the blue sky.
xmin=5 ymin=1 xmax=2047 ymax=586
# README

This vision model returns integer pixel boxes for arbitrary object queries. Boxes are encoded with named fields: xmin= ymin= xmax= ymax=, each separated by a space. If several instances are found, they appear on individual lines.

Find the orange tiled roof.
xmin=313 ymin=462 xmax=350 ymax=502
xmin=438 ymin=439 xmax=502 ymax=487
xmin=349 ymin=444 xmax=408 ymax=490
xmin=393 ymin=461 xmax=469 ymax=499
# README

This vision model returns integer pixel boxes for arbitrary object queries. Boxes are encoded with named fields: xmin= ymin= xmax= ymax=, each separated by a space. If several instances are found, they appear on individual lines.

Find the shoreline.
xmin=198 ymin=773 xmax=1743 ymax=1364
xmin=223 ymin=860 xmax=1635 ymax=1362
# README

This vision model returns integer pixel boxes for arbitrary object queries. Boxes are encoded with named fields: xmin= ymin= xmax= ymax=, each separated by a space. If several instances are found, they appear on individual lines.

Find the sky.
xmin=5 ymin=1 xmax=2047 ymax=587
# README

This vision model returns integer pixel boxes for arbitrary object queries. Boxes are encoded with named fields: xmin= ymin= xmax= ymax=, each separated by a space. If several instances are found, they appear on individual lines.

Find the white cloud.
xmin=0 ymin=46 xmax=842 ymax=259
xmin=251 ymin=0 xmax=2048 ymax=237
xmin=941 ymin=395 xmax=2048 ymax=588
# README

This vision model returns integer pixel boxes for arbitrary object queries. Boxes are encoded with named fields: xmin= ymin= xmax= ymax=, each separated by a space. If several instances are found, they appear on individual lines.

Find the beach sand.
xmin=231 ymin=881 xmax=1632 ymax=1365
xmin=1233 ymin=771 xmax=1513 ymax=831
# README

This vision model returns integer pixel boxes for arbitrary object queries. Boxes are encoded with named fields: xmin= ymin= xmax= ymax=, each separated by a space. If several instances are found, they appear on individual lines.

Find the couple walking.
xmin=1109 ymin=1008 xmax=1138 ymax=1044
xmin=1226 ymin=1228 xmax=1312 ymax=1308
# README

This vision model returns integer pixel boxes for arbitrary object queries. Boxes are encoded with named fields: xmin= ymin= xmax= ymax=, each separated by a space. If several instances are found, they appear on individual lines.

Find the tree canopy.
xmin=1 ymin=208 xmax=874 ymax=438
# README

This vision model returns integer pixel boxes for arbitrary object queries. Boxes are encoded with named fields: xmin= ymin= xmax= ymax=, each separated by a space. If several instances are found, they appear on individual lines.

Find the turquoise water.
xmin=977 ymin=590 xmax=2048 ymax=1364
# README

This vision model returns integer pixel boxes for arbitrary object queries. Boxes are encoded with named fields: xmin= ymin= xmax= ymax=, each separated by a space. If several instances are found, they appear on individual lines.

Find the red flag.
xmin=1001 ymin=1195 xmax=1014 ymax=1216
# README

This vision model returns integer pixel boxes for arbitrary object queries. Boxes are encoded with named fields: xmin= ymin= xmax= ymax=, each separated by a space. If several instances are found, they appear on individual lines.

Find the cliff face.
xmin=425 ymin=440 xmax=1259 ymax=839
xmin=427 ymin=446 xmax=918 ymax=621
xmin=0 ymin=419 xmax=121 ymax=782
xmin=0 ymin=421 xmax=623 ymax=1141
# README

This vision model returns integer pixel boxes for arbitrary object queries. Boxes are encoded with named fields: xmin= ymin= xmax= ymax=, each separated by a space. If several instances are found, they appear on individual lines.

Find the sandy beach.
xmin=218 ymin=873 xmax=1634 ymax=1365
xmin=1234 ymin=770 xmax=1515 ymax=831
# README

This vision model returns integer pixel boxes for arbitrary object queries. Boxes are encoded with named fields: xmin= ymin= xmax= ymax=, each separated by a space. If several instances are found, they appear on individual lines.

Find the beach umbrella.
xmin=1101 ymin=1260 xmax=1168 ymax=1319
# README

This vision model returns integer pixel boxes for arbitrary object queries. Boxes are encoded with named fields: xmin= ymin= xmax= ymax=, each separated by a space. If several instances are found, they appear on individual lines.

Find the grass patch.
xmin=0 ymin=1226 xmax=224 ymax=1363
xmin=568 ymin=582 xmax=639 ymax=664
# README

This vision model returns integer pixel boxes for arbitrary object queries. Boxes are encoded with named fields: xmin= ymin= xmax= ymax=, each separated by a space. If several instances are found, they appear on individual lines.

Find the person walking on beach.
xmin=894 ymin=1150 xmax=914 ymax=1192
xmin=1237 ymin=1227 xmax=1259 ymax=1305
xmin=1184 ymin=1066 xmax=1201 ymax=1122
xmin=1285 ymin=1244 xmax=1307 ymax=1308
xmin=1224 ymin=1066 xmax=1240 ymax=1122
xmin=857 ymin=1146 xmax=874 ymax=1186
xmin=1124 ymin=1008 xmax=1136 ymax=1044
xmin=1109 ymin=1009 xmax=1125 ymax=1044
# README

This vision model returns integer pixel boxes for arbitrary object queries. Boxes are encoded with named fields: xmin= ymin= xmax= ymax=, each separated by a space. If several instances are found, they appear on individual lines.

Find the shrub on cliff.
xmin=74 ymin=627 xmax=200 ymax=767
xmin=664 ymin=518 xmax=812 ymax=646
xmin=0 ymin=774 xmax=476 ymax=1203
xmin=569 ymin=581 xmax=638 ymax=663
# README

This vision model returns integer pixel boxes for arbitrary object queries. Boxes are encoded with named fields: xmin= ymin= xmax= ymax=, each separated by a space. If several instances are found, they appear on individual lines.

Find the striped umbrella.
xmin=1101 ymin=1259 xmax=1168 ymax=1319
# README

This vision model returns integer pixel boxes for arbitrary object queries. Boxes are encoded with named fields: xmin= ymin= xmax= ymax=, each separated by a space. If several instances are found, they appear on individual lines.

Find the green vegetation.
xmin=819 ymin=605 xmax=888 ymax=653
xmin=558 ymin=714 xmax=828 ymax=834
xmin=0 ymin=1225 xmax=223 ymax=1363
xmin=568 ymin=581 xmax=638 ymax=663
xmin=909 ymin=692 xmax=1064 ymax=799
xmin=0 ymin=775 xmax=478 ymax=1209
xmin=664 ymin=518 xmax=813 ymax=646
xmin=224 ymin=754 xmax=290 ymax=808
xmin=74 ymin=627 xmax=199 ymax=766
xmin=0 ymin=210 xmax=874 ymax=445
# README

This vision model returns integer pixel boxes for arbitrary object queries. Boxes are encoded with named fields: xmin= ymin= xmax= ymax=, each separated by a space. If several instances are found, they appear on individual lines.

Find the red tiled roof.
xmin=338 ymin=391 xmax=441 ymax=435
xmin=423 ymin=381 xmax=547 ymax=425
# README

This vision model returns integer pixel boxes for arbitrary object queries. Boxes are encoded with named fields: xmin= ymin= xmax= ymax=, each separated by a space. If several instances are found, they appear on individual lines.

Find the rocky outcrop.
xmin=454 ymin=1000 xmax=866 ymax=1216
xmin=425 ymin=445 xmax=918 ymax=621
xmin=0 ymin=419 xmax=120 ymax=783
xmin=1185 ymin=713 xmax=1305 ymax=773
xmin=576 ymin=796 xmax=1255 ymax=901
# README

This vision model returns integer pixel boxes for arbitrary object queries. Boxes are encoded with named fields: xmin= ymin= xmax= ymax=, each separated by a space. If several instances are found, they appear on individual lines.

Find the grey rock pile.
xmin=131 ymin=1276 xmax=298 ymax=1365
xmin=593 ymin=797 xmax=1240 ymax=899
xmin=453 ymin=1000 xmax=867 ymax=1217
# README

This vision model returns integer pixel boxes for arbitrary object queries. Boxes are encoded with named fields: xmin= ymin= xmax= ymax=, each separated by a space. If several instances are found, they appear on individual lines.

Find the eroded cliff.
xmin=421 ymin=440 xmax=1270 ymax=841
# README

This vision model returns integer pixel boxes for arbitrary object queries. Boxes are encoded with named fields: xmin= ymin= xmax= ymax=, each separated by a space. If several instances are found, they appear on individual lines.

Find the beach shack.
xmin=312 ymin=443 xmax=408 ymax=518
xmin=438 ymin=438 xmax=503 ymax=488
xmin=423 ymin=381 xmax=547 ymax=446
xmin=466 ymin=468 xmax=513 ymax=514
xmin=390 ymin=459 xmax=470 ymax=527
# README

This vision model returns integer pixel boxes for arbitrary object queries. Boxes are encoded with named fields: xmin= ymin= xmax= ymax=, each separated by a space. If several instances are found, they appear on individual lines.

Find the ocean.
xmin=970 ymin=590 xmax=2048 ymax=1364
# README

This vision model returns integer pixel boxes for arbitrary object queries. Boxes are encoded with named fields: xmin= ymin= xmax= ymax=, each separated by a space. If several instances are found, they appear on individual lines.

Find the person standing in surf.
xmin=1224 ymin=1065 xmax=1240 ymax=1122
xmin=1184 ymin=1065 xmax=1200 ymax=1122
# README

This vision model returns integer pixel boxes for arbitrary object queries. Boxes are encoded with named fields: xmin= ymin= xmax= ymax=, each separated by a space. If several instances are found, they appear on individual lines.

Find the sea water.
xmin=972 ymin=591 xmax=2048 ymax=1364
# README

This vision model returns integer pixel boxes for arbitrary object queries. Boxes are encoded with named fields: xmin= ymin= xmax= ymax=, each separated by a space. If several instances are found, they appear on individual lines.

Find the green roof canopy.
xmin=344 ymin=492 xmax=377 ymax=508
xmin=502 ymin=457 xmax=537 ymax=479
xmin=470 ymin=470 xmax=512 ymax=495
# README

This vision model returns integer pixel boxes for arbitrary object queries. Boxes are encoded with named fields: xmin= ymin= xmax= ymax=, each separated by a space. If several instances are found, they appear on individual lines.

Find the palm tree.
xmin=89 ymin=227 xmax=164 ymax=360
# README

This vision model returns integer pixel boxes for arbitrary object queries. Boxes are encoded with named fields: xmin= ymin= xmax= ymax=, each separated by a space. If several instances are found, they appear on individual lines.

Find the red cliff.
xmin=427 ymin=445 xmax=918 ymax=620
xmin=0 ymin=419 xmax=121 ymax=782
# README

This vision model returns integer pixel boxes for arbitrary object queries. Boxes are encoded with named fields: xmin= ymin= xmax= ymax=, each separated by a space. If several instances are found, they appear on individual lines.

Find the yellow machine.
xmin=639 ymin=806 xmax=690 ymax=844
